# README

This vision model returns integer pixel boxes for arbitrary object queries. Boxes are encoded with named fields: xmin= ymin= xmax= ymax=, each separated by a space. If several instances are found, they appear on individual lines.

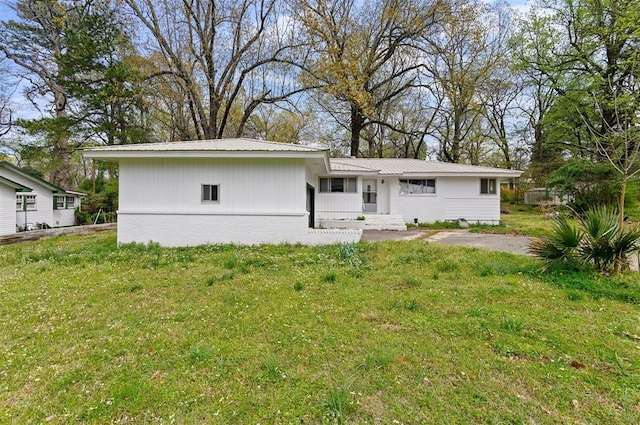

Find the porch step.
xmin=362 ymin=214 xmax=407 ymax=231
xmin=319 ymin=215 xmax=407 ymax=231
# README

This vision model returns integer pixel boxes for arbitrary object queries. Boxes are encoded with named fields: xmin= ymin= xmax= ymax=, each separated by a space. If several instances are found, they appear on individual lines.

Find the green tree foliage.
xmin=546 ymin=159 xmax=619 ymax=213
xmin=56 ymin=4 xmax=149 ymax=146
xmin=0 ymin=1 xmax=145 ymax=188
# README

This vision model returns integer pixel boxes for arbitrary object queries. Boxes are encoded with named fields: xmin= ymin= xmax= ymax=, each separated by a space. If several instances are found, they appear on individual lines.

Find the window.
xmin=54 ymin=196 xmax=65 ymax=210
xmin=399 ymin=179 xmax=436 ymax=195
xmin=16 ymin=195 xmax=37 ymax=211
xmin=66 ymin=196 xmax=75 ymax=208
xmin=480 ymin=178 xmax=497 ymax=195
xmin=319 ymin=177 xmax=357 ymax=193
xmin=201 ymin=184 xmax=219 ymax=202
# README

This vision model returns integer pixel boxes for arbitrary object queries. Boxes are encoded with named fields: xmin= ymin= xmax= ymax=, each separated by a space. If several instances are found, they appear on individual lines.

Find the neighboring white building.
xmin=83 ymin=139 xmax=522 ymax=247
xmin=0 ymin=162 xmax=83 ymax=235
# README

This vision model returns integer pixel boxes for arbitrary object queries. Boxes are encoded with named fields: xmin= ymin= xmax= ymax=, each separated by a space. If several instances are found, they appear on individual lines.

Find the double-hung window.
xmin=319 ymin=177 xmax=357 ymax=193
xmin=54 ymin=196 xmax=65 ymax=210
xmin=480 ymin=178 xmax=497 ymax=195
xmin=399 ymin=179 xmax=436 ymax=195
xmin=201 ymin=184 xmax=220 ymax=202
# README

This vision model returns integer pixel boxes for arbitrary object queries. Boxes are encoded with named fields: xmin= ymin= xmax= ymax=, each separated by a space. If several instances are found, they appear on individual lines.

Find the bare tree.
xmin=123 ymin=0 xmax=306 ymax=141
xmin=293 ymin=0 xmax=442 ymax=157
xmin=580 ymin=79 xmax=640 ymax=229
xmin=423 ymin=0 xmax=508 ymax=163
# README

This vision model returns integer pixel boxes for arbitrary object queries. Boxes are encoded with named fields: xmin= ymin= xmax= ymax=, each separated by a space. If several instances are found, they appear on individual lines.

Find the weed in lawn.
xmin=358 ymin=350 xmax=392 ymax=371
xmin=466 ymin=305 xmax=489 ymax=318
xmin=324 ymin=379 xmax=354 ymax=424
xmin=224 ymin=255 xmax=237 ymax=269
xmin=262 ymin=354 xmax=284 ymax=382
xmin=129 ymin=284 xmax=143 ymax=292
xmin=187 ymin=345 xmax=214 ymax=364
xmin=566 ymin=290 xmax=584 ymax=301
xmin=206 ymin=277 xmax=216 ymax=286
xmin=293 ymin=282 xmax=304 ymax=291
xmin=220 ymin=272 xmax=235 ymax=281
xmin=322 ymin=271 xmax=338 ymax=283
xmin=499 ymin=317 xmax=524 ymax=333
xmin=402 ymin=276 xmax=422 ymax=288
xmin=436 ymin=260 xmax=459 ymax=273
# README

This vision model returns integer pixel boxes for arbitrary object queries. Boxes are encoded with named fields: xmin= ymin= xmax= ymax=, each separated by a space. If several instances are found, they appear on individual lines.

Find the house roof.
xmin=0 ymin=175 xmax=32 ymax=192
xmin=83 ymin=138 xmax=327 ymax=155
xmin=0 ymin=161 xmax=67 ymax=193
xmin=330 ymin=158 xmax=522 ymax=177
xmin=81 ymin=138 xmax=521 ymax=177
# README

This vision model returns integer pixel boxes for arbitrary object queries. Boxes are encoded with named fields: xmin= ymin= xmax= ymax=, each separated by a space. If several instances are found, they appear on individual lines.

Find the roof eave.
xmin=82 ymin=150 xmax=328 ymax=160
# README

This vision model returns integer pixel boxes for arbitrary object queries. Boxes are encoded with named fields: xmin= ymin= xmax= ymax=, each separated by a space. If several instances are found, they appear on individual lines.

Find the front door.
xmin=306 ymin=184 xmax=315 ymax=228
xmin=362 ymin=179 xmax=377 ymax=213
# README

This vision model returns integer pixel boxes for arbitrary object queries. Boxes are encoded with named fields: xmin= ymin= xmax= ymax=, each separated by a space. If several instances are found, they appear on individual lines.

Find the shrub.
xmin=529 ymin=206 xmax=640 ymax=274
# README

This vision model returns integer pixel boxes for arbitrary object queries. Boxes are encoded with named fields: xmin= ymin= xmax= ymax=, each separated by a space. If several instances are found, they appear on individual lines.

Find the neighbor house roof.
xmin=330 ymin=158 xmax=522 ymax=178
xmin=0 ymin=161 xmax=67 ymax=193
xmin=0 ymin=175 xmax=32 ymax=192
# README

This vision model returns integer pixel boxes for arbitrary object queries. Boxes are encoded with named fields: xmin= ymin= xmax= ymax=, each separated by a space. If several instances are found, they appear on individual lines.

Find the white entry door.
xmin=362 ymin=179 xmax=377 ymax=213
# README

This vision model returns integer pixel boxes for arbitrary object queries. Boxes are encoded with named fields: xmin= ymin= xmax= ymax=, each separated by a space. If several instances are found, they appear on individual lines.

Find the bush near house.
xmin=0 ymin=232 xmax=639 ymax=423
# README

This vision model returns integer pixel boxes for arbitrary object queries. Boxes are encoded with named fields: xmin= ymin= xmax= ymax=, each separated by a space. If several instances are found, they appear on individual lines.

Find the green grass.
xmin=1 ymin=231 xmax=639 ymax=423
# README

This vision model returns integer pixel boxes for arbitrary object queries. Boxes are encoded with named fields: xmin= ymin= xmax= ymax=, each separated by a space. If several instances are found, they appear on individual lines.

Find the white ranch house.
xmin=83 ymin=139 xmax=521 ymax=247
xmin=0 ymin=161 xmax=82 ymax=236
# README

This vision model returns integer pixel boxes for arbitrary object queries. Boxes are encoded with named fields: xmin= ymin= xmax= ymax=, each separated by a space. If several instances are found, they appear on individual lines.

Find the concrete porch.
xmin=319 ymin=214 xmax=407 ymax=231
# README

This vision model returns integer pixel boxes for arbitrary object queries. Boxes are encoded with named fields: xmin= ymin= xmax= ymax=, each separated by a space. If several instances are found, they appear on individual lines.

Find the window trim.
xmin=16 ymin=194 xmax=37 ymax=211
xmin=319 ymin=177 xmax=357 ymax=193
xmin=201 ymin=184 xmax=220 ymax=203
xmin=54 ymin=195 xmax=65 ymax=210
xmin=480 ymin=178 xmax=497 ymax=195
xmin=399 ymin=179 xmax=436 ymax=195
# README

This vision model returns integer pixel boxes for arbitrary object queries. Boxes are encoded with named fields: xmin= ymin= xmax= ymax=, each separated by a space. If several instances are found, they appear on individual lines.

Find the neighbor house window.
xmin=201 ymin=184 xmax=219 ymax=202
xmin=480 ymin=178 xmax=497 ymax=195
xmin=319 ymin=177 xmax=357 ymax=193
xmin=54 ymin=196 xmax=65 ymax=210
xmin=399 ymin=179 xmax=436 ymax=195
xmin=66 ymin=196 xmax=75 ymax=208
xmin=16 ymin=194 xmax=37 ymax=211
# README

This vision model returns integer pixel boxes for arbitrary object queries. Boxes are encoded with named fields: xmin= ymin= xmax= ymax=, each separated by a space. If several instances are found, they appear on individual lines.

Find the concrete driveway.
xmin=424 ymin=230 xmax=534 ymax=256
xmin=361 ymin=228 xmax=533 ymax=255
xmin=361 ymin=229 xmax=639 ymax=271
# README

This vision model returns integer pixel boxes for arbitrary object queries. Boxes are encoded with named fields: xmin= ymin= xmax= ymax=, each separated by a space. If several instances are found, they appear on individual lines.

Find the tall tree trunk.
xmin=350 ymin=103 xmax=365 ymax=157
xmin=50 ymin=89 xmax=71 ymax=189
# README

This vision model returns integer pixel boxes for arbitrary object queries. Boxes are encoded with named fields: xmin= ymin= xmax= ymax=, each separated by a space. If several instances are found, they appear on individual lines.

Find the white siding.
xmin=385 ymin=176 xmax=501 ymax=224
xmin=0 ymin=168 xmax=55 ymax=228
xmin=116 ymin=157 xmax=360 ymax=246
xmin=0 ymin=185 xmax=16 ymax=235
xmin=119 ymin=157 xmax=305 ymax=214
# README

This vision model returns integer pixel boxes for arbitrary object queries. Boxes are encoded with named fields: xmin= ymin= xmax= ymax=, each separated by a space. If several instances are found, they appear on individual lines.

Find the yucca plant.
xmin=530 ymin=206 xmax=640 ymax=274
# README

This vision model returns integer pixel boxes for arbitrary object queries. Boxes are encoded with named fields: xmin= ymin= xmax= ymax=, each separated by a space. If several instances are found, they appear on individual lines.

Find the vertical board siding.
xmin=0 ymin=185 xmax=16 ymax=235
xmin=120 ymin=157 xmax=306 ymax=213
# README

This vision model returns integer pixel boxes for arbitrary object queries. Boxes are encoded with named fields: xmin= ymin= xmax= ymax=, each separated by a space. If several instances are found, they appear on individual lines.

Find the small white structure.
xmin=0 ymin=161 xmax=83 ymax=235
xmin=83 ymin=139 xmax=522 ymax=247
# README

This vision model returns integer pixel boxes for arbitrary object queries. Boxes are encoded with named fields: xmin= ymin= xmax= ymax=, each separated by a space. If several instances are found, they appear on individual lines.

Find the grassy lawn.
xmin=1 ymin=231 xmax=639 ymax=423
